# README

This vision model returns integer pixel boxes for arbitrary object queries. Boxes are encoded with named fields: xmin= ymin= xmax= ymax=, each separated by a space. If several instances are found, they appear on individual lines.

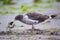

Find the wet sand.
xmin=0 ymin=35 xmax=60 ymax=40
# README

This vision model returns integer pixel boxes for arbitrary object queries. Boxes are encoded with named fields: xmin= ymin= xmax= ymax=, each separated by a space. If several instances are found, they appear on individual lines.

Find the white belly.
xmin=22 ymin=14 xmax=39 ymax=25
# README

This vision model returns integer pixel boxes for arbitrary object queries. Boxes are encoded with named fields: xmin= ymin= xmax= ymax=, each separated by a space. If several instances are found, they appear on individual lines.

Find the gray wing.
xmin=26 ymin=13 xmax=43 ymax=20
xmin=26 ymin=13 xmax=49 ymax=23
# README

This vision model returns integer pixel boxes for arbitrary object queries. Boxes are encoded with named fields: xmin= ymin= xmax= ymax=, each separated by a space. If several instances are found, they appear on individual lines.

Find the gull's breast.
xmin=22 ymin=14 xmax=39 ymax=25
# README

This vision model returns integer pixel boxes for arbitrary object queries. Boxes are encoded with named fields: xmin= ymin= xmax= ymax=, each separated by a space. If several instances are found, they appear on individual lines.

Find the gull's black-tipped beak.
xmin=51 ymin=15 xmax=57 ymax=18
xmin=8 ymin=20 xmax=16 ymax=25
xmin=7 ymin=20 xmax=16 ymax=28
xmin=13 ymin=20 xmax=16 ymax=22
xmin=6 ymin=20 xmax=16 ymax=31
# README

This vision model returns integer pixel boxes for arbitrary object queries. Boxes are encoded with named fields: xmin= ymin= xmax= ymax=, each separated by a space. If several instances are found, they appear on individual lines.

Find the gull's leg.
xmin=32 ymin=24 xmax=35 ymax=33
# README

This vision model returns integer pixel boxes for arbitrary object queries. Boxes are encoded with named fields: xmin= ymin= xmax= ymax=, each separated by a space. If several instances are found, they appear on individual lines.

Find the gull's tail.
xmin=51 ymin=14 xmax=57 ymax=18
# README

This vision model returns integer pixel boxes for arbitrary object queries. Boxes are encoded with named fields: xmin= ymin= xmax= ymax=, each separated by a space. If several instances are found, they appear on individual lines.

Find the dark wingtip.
xmin=51 ymin=15 xmax=57 ymax=18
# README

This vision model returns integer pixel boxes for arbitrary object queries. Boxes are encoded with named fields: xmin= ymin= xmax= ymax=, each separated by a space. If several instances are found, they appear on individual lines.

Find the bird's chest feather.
xmin=22 ymin=14 xmax=39 ymax=25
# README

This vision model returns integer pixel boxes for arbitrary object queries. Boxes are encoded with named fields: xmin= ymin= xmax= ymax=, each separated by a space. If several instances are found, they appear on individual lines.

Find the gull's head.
xmin=15 ymin=15 xmax=23 ymax=21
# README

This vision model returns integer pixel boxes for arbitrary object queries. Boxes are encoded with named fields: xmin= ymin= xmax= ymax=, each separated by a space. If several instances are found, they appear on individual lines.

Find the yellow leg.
xmin=32 ymin=25 xmax=35 ymax=33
